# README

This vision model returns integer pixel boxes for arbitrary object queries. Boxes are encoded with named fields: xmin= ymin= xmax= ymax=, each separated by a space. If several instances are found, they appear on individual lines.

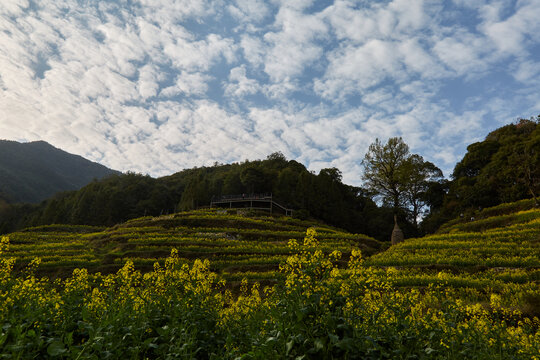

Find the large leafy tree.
xmin=508 ymin=132 xmax=540 ymax=206
xmin=362 ymin=137 xmax=444 ymax=229
xmin=422 ymin=116 xmax=540 ymax=233
xmin=361 ymin=137 xmax=410 ymax=212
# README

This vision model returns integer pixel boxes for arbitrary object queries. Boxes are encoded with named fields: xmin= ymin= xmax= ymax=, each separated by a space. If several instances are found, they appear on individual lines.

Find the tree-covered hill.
xmin=0 ymin=140 xmax=119 ymax=203
xmin=0 ymin=154 xmax=400 ymax=241
xmin=423 ymin=116 xmax=540 ymax=232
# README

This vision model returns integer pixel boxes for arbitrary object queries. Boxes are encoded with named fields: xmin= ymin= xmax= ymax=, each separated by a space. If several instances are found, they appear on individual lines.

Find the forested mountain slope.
xmin=0 ymin=140 xmax=118 ymax=203
xmin=0 ymin=154 xmax=400 ymax=241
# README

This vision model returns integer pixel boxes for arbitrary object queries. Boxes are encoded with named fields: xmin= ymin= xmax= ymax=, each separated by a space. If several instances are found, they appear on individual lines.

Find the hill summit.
xmin=0 ymin=140 xmax=119 ymax=203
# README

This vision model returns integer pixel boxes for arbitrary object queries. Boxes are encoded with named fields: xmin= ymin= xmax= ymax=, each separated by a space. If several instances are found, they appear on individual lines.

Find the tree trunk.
xmin=525 ymin=165 xmax=539 ymax=207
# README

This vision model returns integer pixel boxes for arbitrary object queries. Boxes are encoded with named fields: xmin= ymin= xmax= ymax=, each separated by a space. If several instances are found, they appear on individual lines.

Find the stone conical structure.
xmin=391 ymin=215 xmax=404 ymax=245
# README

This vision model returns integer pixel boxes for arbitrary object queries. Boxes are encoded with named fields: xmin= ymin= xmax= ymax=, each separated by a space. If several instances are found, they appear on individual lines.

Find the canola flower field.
xmin=5 ymin=210 xmax=381 ymax=282
xmin=0 ymin=204 xmax=539 ymax=358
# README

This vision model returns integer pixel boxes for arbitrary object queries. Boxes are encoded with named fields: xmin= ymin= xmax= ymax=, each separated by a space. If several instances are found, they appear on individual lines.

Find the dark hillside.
xmin=0 ymin=140 xmax=119 ymax=203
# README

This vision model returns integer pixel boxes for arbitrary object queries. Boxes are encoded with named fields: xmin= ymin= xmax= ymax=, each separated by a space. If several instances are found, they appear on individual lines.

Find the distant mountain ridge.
xmin=0 ymin=140 xmax=119 ymax=203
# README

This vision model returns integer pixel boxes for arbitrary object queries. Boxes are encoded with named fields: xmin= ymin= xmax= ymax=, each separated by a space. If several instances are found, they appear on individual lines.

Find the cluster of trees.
xmin=361 ymin=116 xmax=540 ymax=234
xmin=452 ymin=117 xmax=540 ymax=206
xmin=0 ymin=153 xmax=396 ymax=241
xmin=422 ymin=116 xmax=540 ymax=231
xmin=1 ymin=116 xmax=537 ymax=241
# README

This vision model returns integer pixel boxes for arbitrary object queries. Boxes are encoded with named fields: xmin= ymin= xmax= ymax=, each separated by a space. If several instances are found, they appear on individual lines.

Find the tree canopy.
xmin=362 ymin=137 xmax=444 ymax=230
xmin=422 ymin=116 xmax=540 ymax=232
xmin=361 ymin=137 xmax=410 ymax=211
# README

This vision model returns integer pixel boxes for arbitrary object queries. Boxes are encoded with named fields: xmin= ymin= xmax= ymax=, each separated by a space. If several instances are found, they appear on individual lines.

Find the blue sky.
xmin=0 ymin=0 xmax=539 ymax=185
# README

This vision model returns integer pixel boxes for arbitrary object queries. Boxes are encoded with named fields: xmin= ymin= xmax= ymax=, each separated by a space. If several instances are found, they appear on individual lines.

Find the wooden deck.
xmin=210 ymin=194 xmax=293 ymax=216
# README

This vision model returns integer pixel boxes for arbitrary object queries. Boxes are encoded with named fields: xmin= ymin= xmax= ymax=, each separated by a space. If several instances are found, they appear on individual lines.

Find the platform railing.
xmin=211 ymin=193 xmax=273 ymax=202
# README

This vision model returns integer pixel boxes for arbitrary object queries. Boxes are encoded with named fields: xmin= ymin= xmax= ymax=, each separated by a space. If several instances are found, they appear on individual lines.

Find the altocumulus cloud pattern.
xmin=0 ymin=0 xmax=539 ymax=183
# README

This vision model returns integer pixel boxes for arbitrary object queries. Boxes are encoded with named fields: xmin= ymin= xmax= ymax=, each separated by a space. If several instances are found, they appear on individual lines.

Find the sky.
xmin=0 ymin=0 xmax=539 ymax=185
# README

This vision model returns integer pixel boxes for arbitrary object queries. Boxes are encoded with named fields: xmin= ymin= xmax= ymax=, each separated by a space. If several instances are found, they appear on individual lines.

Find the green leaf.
xmin=286 ymin=340 xmax=294 ymax=355
xmin=47 ymin=340 xmax=67 ymax=357
xmin=0 ymin=332 xmax=7 ymax=347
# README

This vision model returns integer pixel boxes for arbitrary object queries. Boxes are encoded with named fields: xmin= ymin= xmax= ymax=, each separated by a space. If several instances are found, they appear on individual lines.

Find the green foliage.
xmin=1 ymin=155 xmax=395 ymax=241
xmin=402 ymin=155 xmax=444 ymax=228
xmin=424 ymin=117 xmax=540 ymax=232
xmin=362 ymin=138 xmax=444 ymax=233
xmin=0 ymin=224 xmax=539 ymax=359
xmin=362 ymin=137 xmax=411 ymax=210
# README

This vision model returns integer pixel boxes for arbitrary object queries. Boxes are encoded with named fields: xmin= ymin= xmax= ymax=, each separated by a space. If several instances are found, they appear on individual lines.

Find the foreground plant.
xmin=0 ymin=232 xmax=539 ymax=359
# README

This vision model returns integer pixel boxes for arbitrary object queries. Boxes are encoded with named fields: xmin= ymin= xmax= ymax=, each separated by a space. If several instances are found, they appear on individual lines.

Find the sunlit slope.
xmin=368 ymin=213 xmax=540 ymax=268
xmin=5 ymin=209 xmax=382 ymax=281
xmin=365 ymin=201 xmax=540 ymax=315
xmin=368 ymin=199 xmax=540 ymax=269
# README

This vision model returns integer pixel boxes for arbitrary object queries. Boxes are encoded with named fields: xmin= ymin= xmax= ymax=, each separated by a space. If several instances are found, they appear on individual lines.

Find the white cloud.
xmin=161 ymin=71 xmax=211 ymax=97
xmin=388 ymin=0 xmax=429 ymax=32
xmin=512 ymin=60 xmax=540 ymax=84
xmin=263 ymin=80 xmax=298 ymax=100
xmin=436 ymin=110 xmax=486 ymax=141
xmin=315 ymin=39 xmax=405 ymax=99
xmin=0 ymin=0 xmax=29 ymax=16
xmin=0 ymin=0 xmax=538 ymax=187
xmin=163 ymin=34 xmax=238 ymax=73
xmin=432 ymin=32 xmax=489 ymax=76
xmin=324 ymin=0 xmax=435 ymax=43
xmin=398 ymin=38 xmax=447 ymax=79
xmin=240 ymin=35 xmax=266 ymax=68
xmin=137 ymin=64 xmax=160 ymax=99
xmin=137 ymin=0 xmax=218 ymax=24
xmin=480 ymin=0 xmax=540 ymax=55
xmin=224 ymin=65 xmax=260 ymax=97
xmin=261 ymin=5 xmax=327 ymax=82
xmin=228 ymin=0 xmax=270 ymax=23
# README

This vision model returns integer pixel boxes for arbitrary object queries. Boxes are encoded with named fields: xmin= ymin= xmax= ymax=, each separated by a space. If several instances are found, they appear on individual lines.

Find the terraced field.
xmin=365 ymin=201 xmax=540 ymax=317
xmin=2 ymin=201 xmax=540 ymax=358
xmin=6 ymin=209 xmax=383 ymax=281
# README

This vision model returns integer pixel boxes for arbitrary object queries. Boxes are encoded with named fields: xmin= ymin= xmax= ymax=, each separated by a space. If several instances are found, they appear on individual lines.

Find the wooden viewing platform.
xmin=210 ymin=193 xmax=293 ymax=216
